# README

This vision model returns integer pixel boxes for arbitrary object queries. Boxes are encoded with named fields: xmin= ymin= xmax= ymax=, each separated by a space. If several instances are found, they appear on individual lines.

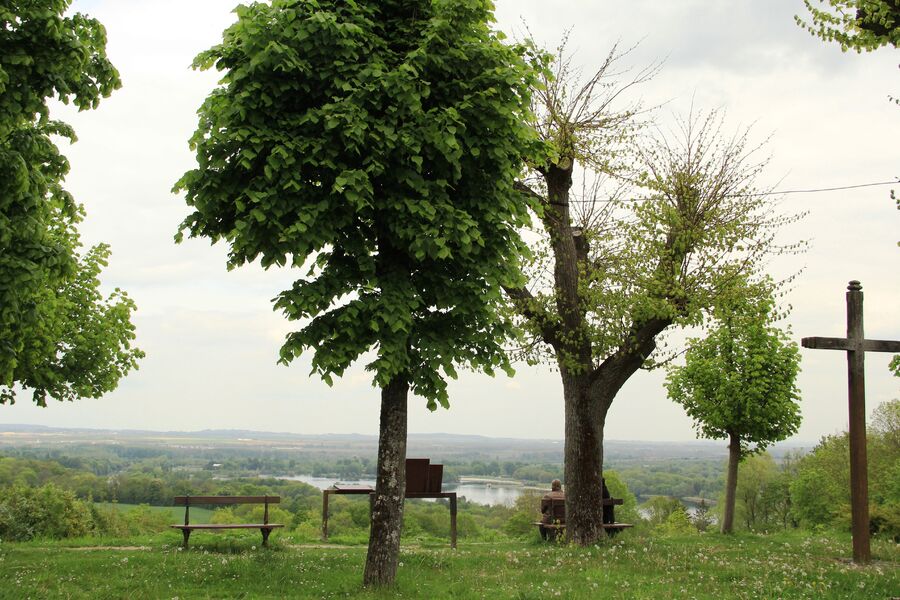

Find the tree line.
xmin=3 ymin=401 xmax=896 ymax=543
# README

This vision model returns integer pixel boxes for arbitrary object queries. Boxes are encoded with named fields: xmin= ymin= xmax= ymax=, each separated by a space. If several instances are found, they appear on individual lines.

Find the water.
xmin=279 ymin=475 xmax=525 ymax=507
xmin=277 ymin=476 xmax=712 ymax=513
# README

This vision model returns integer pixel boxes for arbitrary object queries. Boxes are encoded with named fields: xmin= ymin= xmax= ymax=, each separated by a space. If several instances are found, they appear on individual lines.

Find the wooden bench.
xmin=171 ymin=495 xmax=283 ymax=548
xmin=534 ymin=482 xmax=634 ymax=540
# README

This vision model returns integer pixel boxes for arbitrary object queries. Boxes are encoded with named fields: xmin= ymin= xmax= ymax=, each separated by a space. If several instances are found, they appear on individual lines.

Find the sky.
xmin=2 ymin=0 xmax=898 ymax=443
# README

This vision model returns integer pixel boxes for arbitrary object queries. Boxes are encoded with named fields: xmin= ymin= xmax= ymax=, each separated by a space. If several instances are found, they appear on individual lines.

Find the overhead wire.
xmin=550 ymin=179 xmax=899 ymax=204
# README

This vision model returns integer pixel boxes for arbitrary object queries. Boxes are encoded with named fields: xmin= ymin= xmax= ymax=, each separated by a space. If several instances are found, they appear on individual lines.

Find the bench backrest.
xmin=405 ymin=458 xmax=444 ymax=494
xmin=173 ymin=495 xmax=281 ymax=526
xmin=546 ymin=497 xmax=566 ymax=523
xmin=174 ymin=495 xmax=280 ymax=506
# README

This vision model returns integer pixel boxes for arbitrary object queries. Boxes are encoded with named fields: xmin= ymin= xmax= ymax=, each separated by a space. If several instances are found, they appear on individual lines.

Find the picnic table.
xmin=321 ymin=458 xmax=457 ymax=548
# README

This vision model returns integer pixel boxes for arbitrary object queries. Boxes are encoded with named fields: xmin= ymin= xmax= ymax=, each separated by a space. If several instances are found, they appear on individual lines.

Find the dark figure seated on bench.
xmin=535 ymin=478 xmax=633 ymax=540
xmin=539 ymin=479 xmax=566 ymax=540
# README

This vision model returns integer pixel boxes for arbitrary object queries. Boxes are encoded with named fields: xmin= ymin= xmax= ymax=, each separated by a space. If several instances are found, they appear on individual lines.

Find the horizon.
xmin=0 ymin=422 xmax=818 ymax=448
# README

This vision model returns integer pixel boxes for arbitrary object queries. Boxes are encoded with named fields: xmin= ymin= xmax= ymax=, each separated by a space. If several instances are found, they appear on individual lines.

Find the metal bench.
xmin=171 ymin=495 xmax=283 ymax=548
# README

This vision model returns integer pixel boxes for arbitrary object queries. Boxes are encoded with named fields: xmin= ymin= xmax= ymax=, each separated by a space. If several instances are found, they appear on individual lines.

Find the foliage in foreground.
xmin=796 ymin=0 xmax=900 ymax=52
xmin=0 ymin=531 xmax=896 ymax=599
xmin=0 ymin=0 xmax=143 ymax=406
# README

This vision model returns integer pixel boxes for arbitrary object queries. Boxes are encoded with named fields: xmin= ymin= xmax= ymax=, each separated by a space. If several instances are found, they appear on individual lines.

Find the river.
xmin=278 ymin=475 xmax=710 ymax=514
xmin=278 ymin=475 xmax=526 ymax=507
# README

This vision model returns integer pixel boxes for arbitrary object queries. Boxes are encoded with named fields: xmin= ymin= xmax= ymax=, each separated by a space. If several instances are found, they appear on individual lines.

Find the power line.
xmin=548 ymin=178 xmax=898 ymax=204
xmin=746 ymin=179 xmax=898 ymax=198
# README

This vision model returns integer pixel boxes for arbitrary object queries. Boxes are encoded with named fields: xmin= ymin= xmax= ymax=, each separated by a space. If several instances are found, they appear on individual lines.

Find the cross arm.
xmin=802 ymin=337 xmax=900 ymax=353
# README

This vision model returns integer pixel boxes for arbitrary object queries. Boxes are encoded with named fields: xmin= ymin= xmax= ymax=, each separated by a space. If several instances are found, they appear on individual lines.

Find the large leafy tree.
xmin=176 ymin=0 xmax=538 ymax=586
xmin=665 ymin=293 xmax=802 ymax=534
xmin=0 ymin=1 xmax=143 ymax=405
xmin=508 ymin=39 xmax=801 ymax=544
xmin=797 ymin=0 xmax=900 ymax=51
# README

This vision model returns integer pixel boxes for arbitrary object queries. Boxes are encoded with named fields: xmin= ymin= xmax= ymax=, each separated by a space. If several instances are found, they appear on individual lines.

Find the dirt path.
xmin=21 ymin=545 xmax=152 ymax=552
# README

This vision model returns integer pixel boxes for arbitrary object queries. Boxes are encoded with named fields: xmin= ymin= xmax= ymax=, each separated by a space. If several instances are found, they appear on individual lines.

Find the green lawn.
xmin=0 ymin=530 xmax=896 ymax=599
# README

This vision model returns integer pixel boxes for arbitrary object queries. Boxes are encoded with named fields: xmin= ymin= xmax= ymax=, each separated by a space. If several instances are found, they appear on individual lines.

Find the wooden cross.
xmin=801 ymin=280 xmax=900 ymax=564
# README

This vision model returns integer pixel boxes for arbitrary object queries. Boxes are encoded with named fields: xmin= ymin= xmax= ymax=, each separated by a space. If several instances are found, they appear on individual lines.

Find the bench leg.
xmin=261 ymin=528 xmax=271 ymax=547
xmin=182 ymin=529 xmax=191 ymax=549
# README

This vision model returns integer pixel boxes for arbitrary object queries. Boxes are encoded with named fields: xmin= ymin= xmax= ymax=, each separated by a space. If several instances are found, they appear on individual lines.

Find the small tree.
xmin=692 ymin=498 xmax=714 ymax=532
xmin=642 ymin=495 xmax=685 ymax=527
xmin=1 ymin=1 xmax=143 ymax=405
xmin=665 ymin=292 xmax=802 ymax=533
xmin=176 ymin=0 xmax=539 ymax=586
xmin=734 ymin=452 xmax=778 ymax=530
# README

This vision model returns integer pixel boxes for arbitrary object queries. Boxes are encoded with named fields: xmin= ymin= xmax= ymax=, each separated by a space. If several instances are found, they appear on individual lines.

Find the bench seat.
xmin=171 ymin=524 xmax=284 ymax=530
xmin=171 ymin=495 xmax=282 ymax=548
xmin=533 ymin=522 xmax=633 ymax=530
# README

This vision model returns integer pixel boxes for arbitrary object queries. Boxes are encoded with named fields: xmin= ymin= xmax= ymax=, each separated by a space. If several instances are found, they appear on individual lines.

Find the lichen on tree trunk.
xmin=363 ymin=374 xmax=408 ymax=588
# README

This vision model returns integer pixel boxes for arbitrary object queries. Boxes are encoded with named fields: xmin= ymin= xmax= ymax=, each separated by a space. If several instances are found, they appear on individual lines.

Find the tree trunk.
xmin=721 ymin=431 xmax=740 ymax=534
xmin=363 ymin=374 xmax=409 ymax=587
xmin=538 ymin=164 xmax=608 ymax=545
xmin=562 ymin=371 xmax=606 ymax=545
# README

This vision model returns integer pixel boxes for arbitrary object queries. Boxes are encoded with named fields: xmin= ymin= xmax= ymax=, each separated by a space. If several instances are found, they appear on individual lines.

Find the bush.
xmin=502 ymin=491 xmax=541 ymax=539
xmin=92 ymin=504 xmax=170 ymax=536
xmin=658 ymin=505 xmax=695 ymax=536
xmin=0 ymin=484 xmax=96 ymax=541
xmin=642 ymin=496 xmax=684 ymax=527
xmin=604 ymin=471 xmax=641 ymax=524
xmin=870 ymin=503 xmax=900 ymax=542
xmin=692 ymin=498 xmax=714 ymax=532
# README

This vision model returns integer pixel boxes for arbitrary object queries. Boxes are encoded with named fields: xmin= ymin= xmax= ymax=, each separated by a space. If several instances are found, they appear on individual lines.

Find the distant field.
xmin=96 ymin=502 xmax=215 ymax=523
xmin=0 ymin=530 xmax=895 ymax=599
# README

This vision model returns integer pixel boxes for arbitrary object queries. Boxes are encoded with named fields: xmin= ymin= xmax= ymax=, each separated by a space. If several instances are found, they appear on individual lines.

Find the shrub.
xmin=658 ymin=505 xmax=696 ymax=536
xmin=642 ymin=496 xmax=685 ymax=527
xmin=502 ymin=491 xmax=541 ymax=539
xmin=0 ymin=484 xmax=96 ymax=541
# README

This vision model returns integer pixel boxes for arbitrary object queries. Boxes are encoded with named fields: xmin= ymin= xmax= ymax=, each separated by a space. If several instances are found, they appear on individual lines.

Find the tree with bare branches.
xmin=506 ymin=40 xmax=802 ymax=545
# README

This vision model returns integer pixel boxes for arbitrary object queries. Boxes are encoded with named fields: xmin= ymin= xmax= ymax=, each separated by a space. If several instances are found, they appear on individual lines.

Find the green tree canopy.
xmin=175 ymin=0 xmax=540 ymax=585
xmin=0 ymin=1 xmax=143 ymax=406
xmin=176 ymin=0 xmax=538 ymax=407
xmin=666 ymin=290 xmax=802 ymax=532
xmin=790 ymin=402 xmax=899 ymax=538
xmin=666 ymin=292 xmax=802 ymax=456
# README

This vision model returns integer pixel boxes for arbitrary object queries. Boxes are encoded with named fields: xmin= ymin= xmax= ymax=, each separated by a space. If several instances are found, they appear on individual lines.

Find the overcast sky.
xmin=3 ymin=0 xmax=898 ymax=443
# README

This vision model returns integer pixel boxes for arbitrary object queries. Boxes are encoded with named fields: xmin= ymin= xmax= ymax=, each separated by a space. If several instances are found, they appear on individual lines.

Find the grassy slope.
xmin=0 ymin=530 xmax=896 ymax=599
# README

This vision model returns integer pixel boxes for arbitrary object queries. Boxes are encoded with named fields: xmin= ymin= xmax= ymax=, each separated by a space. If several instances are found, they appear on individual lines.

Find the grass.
xmin=0 ymin=529 xmax=896 ymax=599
